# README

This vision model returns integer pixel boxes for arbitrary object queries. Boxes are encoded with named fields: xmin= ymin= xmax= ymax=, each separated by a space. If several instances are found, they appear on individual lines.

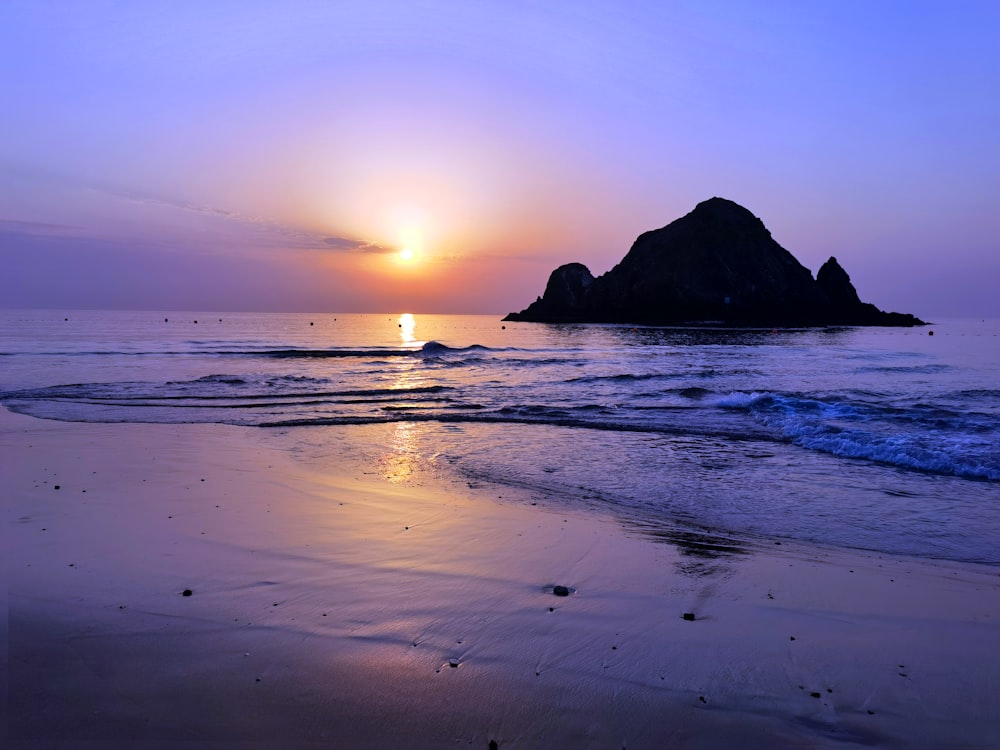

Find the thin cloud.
xmin=98 ymin=186 xmax=265 ymax=224
xmin=0 ymin=219 xmax=84 ymax=235
xmin=98 ymin=186 xmax=393 ymax=253
xmin=322 ymin=236 xmax=393 ymax=253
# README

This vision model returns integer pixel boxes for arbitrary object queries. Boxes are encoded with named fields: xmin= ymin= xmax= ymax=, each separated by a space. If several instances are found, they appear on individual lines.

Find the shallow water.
xmin=2 ymin=310 xmax=998 ymax=562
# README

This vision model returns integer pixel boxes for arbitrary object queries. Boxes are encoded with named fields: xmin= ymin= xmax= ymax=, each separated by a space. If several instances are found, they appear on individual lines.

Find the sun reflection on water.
xmin=399 ymin=313 xmax=416 ymax=346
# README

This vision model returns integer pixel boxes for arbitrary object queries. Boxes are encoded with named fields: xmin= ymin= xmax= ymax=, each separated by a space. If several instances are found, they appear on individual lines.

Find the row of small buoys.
xmin=155 ymin=317 xmax=336 ymax=325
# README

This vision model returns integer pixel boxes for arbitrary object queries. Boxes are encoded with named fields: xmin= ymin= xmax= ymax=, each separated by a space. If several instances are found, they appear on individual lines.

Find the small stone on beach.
xmin=449 ymin=658 xmax=459 ymax=668
xmin=682 ymin=612 xmax=696 ymax=621
xmin=182 ymin=589 xmax=193 ymax=597
xmin=553 ymin=585 xmax=570 ymax=596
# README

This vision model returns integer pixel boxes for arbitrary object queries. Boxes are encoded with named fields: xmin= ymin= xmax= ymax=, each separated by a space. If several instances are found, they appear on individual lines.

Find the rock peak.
xmin=691 ymin=196 xmax=758 ymax=220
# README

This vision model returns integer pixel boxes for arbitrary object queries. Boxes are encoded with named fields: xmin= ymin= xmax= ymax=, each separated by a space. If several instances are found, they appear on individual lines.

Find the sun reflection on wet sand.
xmin=384 ymin=420 xmax=419 ymax=483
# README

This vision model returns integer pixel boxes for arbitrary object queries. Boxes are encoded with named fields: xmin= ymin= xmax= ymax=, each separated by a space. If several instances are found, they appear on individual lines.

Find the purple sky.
xmin=2 ymin=1 xmax=998 ymax=317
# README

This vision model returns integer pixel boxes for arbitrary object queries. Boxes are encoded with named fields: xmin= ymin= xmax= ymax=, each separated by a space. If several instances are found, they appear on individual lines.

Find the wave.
xmin=2 ymin=380 xmax=454 ymax=403
xmin=261 ymin=341 xmax=501 ymax=359
xmin=5 ymin=357 xmax=997 ymax=483
xmin=854 ymin=364 xmax=952 ymax=374
xmin=2 ymin=343 xmax=507 ymax=360
xmin=566 ymin=368 xmax=764 ymax=385
xmin=715 ymin=390 xmax=1000 ymax=480
xmin=960 ymin=388 xmax=1000 ymax=399
xmin=256 ymin=410 xmax=771 ymax=442
xmin=567 ymin=373 xmax=671 ymax=384
xmin=186 ymin=374 xmax=246 ymax=385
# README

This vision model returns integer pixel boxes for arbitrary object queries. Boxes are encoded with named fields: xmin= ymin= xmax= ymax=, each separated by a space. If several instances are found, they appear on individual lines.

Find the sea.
xmin=2 ymin=310 xmax=998 ymax=565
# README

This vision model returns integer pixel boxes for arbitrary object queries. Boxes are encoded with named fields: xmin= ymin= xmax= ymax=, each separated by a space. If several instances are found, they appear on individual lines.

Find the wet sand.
xmin=4 ymin=407 xmax=1000 ymax=748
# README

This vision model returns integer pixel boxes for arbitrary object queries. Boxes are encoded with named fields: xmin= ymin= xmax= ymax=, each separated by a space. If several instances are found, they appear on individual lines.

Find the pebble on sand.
xmin=682 ymin=612 xmax=696 ymax=621
xmin=182 ymin=589 xmax=193 ymax=597
xmin=553 ymin=585 xmax=571 ymax=596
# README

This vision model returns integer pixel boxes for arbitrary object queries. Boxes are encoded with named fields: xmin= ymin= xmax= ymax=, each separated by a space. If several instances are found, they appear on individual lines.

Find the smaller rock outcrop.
xmin=522 ymin=263 xmax=594 ymax=322
xmin=816 ymin=257 xmax=862 ymax=308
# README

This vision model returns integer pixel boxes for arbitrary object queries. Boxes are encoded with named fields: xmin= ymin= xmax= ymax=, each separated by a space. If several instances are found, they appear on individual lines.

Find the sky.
xmin=2 ymin=1 xmax=998 ymax=317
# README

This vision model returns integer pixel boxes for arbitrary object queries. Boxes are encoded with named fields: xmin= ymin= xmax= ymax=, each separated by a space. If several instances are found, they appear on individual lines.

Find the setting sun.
xmin=399 ymin=247 xmax=415 ymax=262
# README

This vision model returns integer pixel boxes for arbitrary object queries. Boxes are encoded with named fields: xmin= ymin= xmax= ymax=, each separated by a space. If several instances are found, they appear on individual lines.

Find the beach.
xmin=5 ymin=406 xmax=999 ymax=748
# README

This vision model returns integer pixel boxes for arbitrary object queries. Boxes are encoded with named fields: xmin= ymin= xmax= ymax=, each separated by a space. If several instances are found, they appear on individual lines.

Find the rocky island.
xmin=504 ymin=198 xmax=925 ymax=327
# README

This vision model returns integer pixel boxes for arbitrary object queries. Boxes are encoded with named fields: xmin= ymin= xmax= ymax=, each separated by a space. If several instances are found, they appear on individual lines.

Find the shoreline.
xmin=5 ymin=408 xmax=999 ymax=748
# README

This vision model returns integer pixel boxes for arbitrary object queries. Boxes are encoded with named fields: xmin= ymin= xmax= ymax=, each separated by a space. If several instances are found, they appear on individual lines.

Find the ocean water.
xmin=2 ymin=310 xmax=998 ymax=564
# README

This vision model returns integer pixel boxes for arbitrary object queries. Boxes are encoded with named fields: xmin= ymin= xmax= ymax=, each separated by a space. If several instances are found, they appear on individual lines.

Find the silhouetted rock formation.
xmin=504 ymin=198 xmax=924 ymax=326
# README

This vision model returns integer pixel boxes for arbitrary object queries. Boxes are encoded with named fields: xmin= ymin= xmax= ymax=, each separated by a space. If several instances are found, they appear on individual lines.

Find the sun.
xmin=399 ymin=247 xmax=415 ymax=262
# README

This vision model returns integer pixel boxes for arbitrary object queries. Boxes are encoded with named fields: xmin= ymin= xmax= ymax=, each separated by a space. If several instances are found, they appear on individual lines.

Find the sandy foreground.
xmin=3 ymin=407 xmax=999 ymax=749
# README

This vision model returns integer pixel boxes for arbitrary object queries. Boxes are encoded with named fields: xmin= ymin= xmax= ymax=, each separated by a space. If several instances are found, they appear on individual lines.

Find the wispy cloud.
xmin=96 ymin=185 xmax=394 ymax=253
xmin=321 ymin=236 xmax=394 ymax=253
xmin=0 ymin=219 xmax=84 ymax=235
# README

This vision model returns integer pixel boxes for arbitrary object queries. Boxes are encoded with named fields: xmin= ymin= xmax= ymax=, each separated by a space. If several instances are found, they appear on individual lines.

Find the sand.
xmin=4 ymin=407 xmax=1000 ymax=748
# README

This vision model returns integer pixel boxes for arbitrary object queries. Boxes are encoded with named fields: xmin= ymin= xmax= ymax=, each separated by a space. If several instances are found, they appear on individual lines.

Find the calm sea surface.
xmin=3 ymin=310 xmax=998 ymax=563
